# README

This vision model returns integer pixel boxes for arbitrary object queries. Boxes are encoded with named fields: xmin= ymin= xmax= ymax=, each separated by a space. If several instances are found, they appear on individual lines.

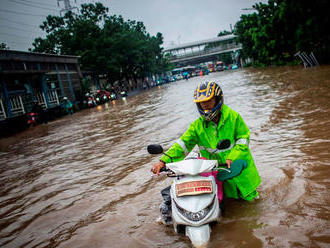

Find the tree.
xmin=218 ymin=30 xmax=232 ymax=37
xmin=0 ymin=43 xmax=9 ymax=50
xmin=217 ymin=52 xmax=233 ymax=65
xmin=32 ymin=3 xmax=170 ymax=90
xmin=234 ymin=0 xmax=330 ymax=65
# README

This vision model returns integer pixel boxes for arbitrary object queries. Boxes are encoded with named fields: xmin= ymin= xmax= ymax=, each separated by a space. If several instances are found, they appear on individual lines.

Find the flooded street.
xmin=1 ymin=66 xmax=330 ymax=248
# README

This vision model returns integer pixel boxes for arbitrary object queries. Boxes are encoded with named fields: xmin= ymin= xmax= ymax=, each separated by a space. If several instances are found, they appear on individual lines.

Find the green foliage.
xmin=218 ymin=30 xmax=232 ymax=37
xmin=81 ymin=78 xmax=91 ymax=93
xmin=216 ymin=52 xmax=233 ymax=65
xmin=0 ymin=42 xmax=9 ymax=50
xmin=234 ymin=0 xmax=330 ymax=65
xmin=32 ymin=3 xmax=170 ymax=87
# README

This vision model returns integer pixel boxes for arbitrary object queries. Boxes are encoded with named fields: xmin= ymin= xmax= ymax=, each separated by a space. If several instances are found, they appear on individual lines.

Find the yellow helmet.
xmin=193 ymin=81 xmax=223 ymax=121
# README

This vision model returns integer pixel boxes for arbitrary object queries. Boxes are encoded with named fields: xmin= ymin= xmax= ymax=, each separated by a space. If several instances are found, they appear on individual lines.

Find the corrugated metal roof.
xmin=0 ymin=49 xmax=80 ymax=59
xmin=0 ymin=49 xmax=80 ymax=63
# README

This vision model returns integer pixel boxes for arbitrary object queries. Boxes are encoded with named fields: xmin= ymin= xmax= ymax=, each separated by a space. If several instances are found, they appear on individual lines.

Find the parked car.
xmin=216 ymin=65 xmax=224 ymax=71
xmin=231 ymin=64 xmax=239 ymax=70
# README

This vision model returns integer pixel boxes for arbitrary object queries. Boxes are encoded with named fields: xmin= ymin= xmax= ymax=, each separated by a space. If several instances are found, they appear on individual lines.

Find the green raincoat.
xmin=160 ymin=104 xmax=261 ymax=201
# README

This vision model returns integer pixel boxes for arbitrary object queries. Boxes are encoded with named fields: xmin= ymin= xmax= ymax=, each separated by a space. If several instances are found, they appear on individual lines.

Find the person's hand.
xmin=226 ymin=159 xmax=232 ymax=168
xmin=151 ymin=161 xmax=165 ymax=175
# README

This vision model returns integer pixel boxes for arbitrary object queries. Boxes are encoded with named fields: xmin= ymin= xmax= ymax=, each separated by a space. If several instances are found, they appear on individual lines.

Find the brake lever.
xmin=151 ymin=166 xmax=176 ymax=178
xmin=159 ymin=166 xmax=167 ymax=173
xmin=160 ymin=166 xmax=178 ymax=177
xmin=217 ymin=163 xmax=231 ymax=173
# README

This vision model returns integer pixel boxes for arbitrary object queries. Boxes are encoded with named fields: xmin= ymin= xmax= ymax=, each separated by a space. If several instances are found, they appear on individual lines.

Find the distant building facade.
xmin=0 ymin=50 xmax=82 ymax=121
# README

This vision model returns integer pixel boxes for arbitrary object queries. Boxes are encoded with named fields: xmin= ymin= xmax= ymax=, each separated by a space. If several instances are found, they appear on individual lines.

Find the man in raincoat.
xmin=151 ymin=81 xmax=261 ymax=223
xmin=62 ymin=97 xmax=74 ymax=115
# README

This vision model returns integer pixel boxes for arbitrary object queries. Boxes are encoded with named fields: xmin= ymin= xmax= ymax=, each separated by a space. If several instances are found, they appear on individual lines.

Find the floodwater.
xmin=0 ymin=66 xmax=330 ymax=248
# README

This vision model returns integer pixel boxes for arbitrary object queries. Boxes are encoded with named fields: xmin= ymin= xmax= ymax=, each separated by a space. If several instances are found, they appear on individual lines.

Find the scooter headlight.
xmin=174 ymin=197 xmax=214 ymax=222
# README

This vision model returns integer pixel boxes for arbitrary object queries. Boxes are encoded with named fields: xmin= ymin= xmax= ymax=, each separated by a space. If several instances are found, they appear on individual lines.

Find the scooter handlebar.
xmin=160 ymin=166 xmax=177 ymax=177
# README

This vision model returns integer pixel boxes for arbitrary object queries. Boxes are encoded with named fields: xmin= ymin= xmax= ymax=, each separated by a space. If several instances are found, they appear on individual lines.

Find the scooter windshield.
xmin=167 ymin=159 xmax=218 ymax=176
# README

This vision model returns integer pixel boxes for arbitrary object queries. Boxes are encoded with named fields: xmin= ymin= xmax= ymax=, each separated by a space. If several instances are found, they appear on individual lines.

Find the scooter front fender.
xmin=185 ymin=224 xmax=210 ymax=247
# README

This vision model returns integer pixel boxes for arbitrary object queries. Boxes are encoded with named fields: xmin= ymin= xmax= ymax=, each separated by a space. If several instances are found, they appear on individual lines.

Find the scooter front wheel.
xmin=185 ymin=224 xmax=211 ymax=247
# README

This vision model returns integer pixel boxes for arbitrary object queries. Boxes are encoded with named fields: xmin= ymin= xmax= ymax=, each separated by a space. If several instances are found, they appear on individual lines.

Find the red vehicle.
xmin=95 ymin=90 xmax=111 ymax=104
xmin=27 ymin=112 xmax=39 ymax=127
xmin=100 ymin=90 xmax=110 ymax=103
xmin=87 ymin=96 xmax=95 ymax=108
xmin=215 ymin=61 xmax=224 ymax=71
xmin=100 ymin=90 xmax=111 ymax=102
xmin=208 ymin=63 xmax=215 ymax=72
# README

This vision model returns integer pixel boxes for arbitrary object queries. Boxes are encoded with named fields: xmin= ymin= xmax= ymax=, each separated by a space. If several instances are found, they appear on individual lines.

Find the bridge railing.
xmin=167 ymin=43 xmax=242 ymax=60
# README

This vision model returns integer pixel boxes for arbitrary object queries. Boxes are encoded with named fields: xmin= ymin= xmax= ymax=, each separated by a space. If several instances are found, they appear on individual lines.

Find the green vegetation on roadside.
xmin=31 ymin=3 xmax=171 ymax=87
xmin=234 ymin=0 xmax=330 ymax=66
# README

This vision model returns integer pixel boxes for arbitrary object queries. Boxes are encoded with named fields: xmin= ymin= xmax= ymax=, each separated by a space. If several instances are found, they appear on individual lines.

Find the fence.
xmin=294 ymin=51 xmax=320 ymax=68
xmin=0 ymin=89 xmax=60 ymax=119
xmin=34 ymin=91 xmax=47 ymax=109
xmin=0 ymin=97 xmax=6 ymax=120
xmin=9 ymin=95 xmax=25 ymax=117
xmin=47 ymin=89 xmax=60 ymax=107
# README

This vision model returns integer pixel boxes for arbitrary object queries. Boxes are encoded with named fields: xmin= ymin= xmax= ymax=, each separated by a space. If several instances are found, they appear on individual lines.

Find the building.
xmin=0 ymin=50 xmax=82 ymax=135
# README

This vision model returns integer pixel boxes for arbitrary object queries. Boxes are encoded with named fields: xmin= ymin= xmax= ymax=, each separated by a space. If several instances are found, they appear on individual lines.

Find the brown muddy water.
xmin=0 ymin=66 xmax=330 ymax=248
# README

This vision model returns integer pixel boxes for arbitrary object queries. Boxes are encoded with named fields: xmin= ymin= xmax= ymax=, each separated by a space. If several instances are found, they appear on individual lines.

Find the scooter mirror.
xmin=217 ymin=139 xmax=231 ymax=150
xmin=147 ymin=144 xmax=163 ymax=154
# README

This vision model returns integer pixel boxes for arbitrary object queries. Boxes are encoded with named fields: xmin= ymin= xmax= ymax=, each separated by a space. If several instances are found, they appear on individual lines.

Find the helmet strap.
xmin=213 ymin=111 xmax=222 ymax=124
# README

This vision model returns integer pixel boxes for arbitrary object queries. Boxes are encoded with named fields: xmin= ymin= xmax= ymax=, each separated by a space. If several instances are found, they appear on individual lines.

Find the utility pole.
xmin=177 ymin=35 xmax=181 ymax=45
xmin=57 ymin=0 xmax=78 ymax=16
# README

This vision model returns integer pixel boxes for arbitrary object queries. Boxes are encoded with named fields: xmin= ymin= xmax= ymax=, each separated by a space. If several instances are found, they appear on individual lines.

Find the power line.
xmin=0 ymin=32 xmax=35 ymax=39
xmin=0 ymin=16 xmax=40 ymax=27
xmin=0 ymin=24 xmax=40 ymax=33
xmin=10 ymin=0 xmax=59 ymax=12
xmin=17 ymin=0 xmax=58 ymax=8
xmin=2 ymin=40 xmax=32 ymax=45
xmin=0 ymin=9 xmax=47 ymax=17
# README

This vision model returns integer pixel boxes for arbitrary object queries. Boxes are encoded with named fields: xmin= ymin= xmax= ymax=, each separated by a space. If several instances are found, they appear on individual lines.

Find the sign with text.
xmin=176 ymin=180 xmax=213 ymax=197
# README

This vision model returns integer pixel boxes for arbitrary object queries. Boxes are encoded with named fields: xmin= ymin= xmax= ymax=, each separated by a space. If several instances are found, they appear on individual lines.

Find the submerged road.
xmin=0 ymin=66 xmax=330 ymax=247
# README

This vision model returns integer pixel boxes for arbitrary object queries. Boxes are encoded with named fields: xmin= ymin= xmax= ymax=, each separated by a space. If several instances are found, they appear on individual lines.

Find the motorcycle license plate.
xmin=175 ymin=180 xmax=213 ymax=197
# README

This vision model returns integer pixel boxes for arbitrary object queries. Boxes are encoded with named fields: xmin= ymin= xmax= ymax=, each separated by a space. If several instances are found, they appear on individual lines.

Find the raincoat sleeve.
xmin=226 ymin=113 xmax=250 ymax=162
xmin=160 ymin=121 xmax=199 ymax=163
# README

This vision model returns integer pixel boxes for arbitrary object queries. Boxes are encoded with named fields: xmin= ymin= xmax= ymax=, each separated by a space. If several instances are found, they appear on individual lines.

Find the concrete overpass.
xmin=164 ymin=34 xmax=242 ymax=66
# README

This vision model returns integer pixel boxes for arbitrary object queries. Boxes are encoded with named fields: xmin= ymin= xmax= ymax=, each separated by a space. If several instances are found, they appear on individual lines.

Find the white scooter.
xmin=148 ymin=140 xmax=232 ymax=247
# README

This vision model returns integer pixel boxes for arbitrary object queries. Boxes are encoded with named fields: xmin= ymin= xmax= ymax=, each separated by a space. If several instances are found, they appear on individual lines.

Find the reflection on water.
xmin=0 ymin=66 xmax=329 ymax=247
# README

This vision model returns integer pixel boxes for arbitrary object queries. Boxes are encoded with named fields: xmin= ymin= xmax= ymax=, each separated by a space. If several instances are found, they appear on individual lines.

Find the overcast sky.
xmin=0 ymin=0 xmax=265 ymax=52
